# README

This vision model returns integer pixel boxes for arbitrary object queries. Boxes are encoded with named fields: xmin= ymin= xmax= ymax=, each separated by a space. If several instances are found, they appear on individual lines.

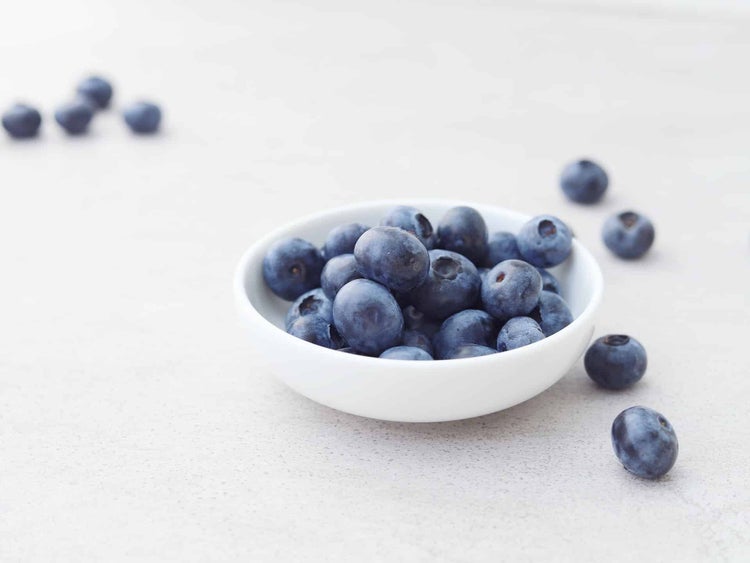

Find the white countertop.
xmin=1 ymin=1 xmax=749 ymax=561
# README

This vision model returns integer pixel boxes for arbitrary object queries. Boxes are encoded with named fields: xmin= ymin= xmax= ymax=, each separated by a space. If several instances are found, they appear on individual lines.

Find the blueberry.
xmin=54 ymin=100 xmax=94 ymax=135
xmin=432 ymin=309 xmax=498 ymax=360
xmin=517 ymin=215 xmax=573 ymax=268
xmin=320 ymin=254 xmax=363 ymax=300
xmin=481 ymin=260 xmax=542 ymax=320
xmin=332 ymin=279 xmax=403 ymax=355
xmin=2 ymin=104 xmax=42 ymax=138
xmin=285 ymin=288 xmax=332 ymax=329
xmin=612 ymin=406 xmax=678 ymax=479
xmin=322 ymin=223 xmax=369 ymax=260
xmin=76 ymin=76 xmax=113 ymax=109
xmin=536 ymin=267 xmax=561 ymax=295
xmin=408 ymin=249 xmax=481 ymax=321
xmin=529 ymin=290 xmax=573 ymax=336
xmin=485 ymin=231 xmax=521 ymax=267
xmin=380 ymin=346 xmax=433 ymax=361
xmin=603 ymin=211 xmax=655 ymax=259
xmin=287 ymin=315 xmax=344 ymax=349
xmin=584 ymin=334 xmax=647 ymax=390
xmin=402 ymin=305 xmax=441 ymax=338
xmin=262 ymin=238 xmax=325 ymax=301
xmin=497 ymin=317 xmax=545 ymax=352
xmin=381 ymin=206 xmax=436 ymax=249
xmin=437 ymin=206 xmax=488 ymax=265
xmin=477 ymin=267 xmax=490 ymax=281
xmin=444 ymin=344 xmax=497 ymax=359
xmin=123 ymin=101 xmax=162 ymax=134
xmin=401 ymin=330 xmax=434 ymax=355
xmin=354 ymin=226 xmax=429 ymax=292
xmin=560 ymin=159 xmax=609 ymax=204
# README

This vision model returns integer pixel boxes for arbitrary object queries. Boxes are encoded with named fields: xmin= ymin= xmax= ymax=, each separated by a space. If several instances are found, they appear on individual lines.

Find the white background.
xmin=1 ymin=1 xmax=749 ymax=561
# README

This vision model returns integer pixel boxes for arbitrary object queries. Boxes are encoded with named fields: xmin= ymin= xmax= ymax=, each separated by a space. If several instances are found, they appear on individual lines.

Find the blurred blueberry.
xmin=287 ymin=315 xmax=344 ymax=349
xmin=612 ymin=406 xmax=678 ymax=479
xmin=322 ymin=223 xmax=369 ymax=260
xmin=443 ymin=344 xmax=497 ymax=359
xmin=285 ymin=288 xmax=332 ymax=329
xmin=320 ymin=254 xmax=362 ymax=300
xmin=123 ymin=101 xmax=162 ymax=133
xmin=2 ymin=104 xmax=42 ymax=138
xmin=497 ymin=317 xmax=545 ymax=352
xmin=381 ymin=206 xmax=436 ymax=249
xmin=603 ymin=211 xmax=655 ymax=259
xmin=263 ymin=238 xmax=325 ymax=301
xmin=432 ymin=309 xmax=498 ymax=360
xmin=401 ymin=329 xmax=434 ymax=355
xmin=536 ymin=267 xmax=561 ymax=295
xmin=354 ymin=226 xmax=429 ymax=292
xmin=530 ymin=290 xmax=573 ymax=336
xmin=517 ymin=215 xmax=573 ymax=268
xmin=481 ymin=259 xmax=542 ymax=320
xmin=485 ymin=231 xmax=521 ymax=267
xmin=380 ymin=346 xmax=433 ymax=361
xmin=585 ymin=334 xmax=647 ymax=390
xmin=55 ymin=100 xmax=94 ymax=135
xmin=437 ymin=206 xmax=488 ymax=265
xmin=402 ymin=305 xmax=441 ymax=338
xmin=560 ymin=159 xmax=609 ymax=203
xmin=76 ymin=76 xmax=113 ymax=109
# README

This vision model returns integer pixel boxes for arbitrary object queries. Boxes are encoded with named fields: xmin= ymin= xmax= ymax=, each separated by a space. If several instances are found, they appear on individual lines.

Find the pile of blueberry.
xmin=263 ymin=205 xmax=575 ymax=361
xmin=1 ymin=75 xmax=162 ymax=139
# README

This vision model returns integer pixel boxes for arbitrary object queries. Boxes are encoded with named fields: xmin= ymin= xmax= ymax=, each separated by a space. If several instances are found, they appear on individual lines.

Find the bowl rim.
xmin=234 ymin=198 xmax=603 ymax=367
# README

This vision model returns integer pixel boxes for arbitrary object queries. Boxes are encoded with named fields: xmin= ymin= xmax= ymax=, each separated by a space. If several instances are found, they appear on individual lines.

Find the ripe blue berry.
xmin=584 ymin=334 xmax=647 ymax=390
xmin=433 ymin=309 xmax=498 ymax=359
xmin=560 ymin=159 xmax=608 ymax=203
xmin=603 ymin=211 xmax=655 ymax=259
xmin=485 ymin=231 xmax=521 ymax=267
xmin=437 ymin=206 xmax=488 ymax=265
xmin=123 ymin=101 xmax=162 ymax=134
xmin=497 ymin=317 xmax=544 ymax=352
xmin=612 ymin=406 xmax=678 ymax=479
xmin=408 ymin=249 xmax=481 ymax=321
xmin=517 ymin=215 xmax=573 ymax=268
xmin=536 ymin=268 xmax=561 ymax=295
xmin=380 ymin=346 xmax=433 ymax=361
xmin=401 ymin=330 xmax=434 ymax=355
xmin=332 ymin=279 xmax=403 ymax=355
xmin=322 ymin=223 xmax=369 ymax=259
xmin=481 ymin=260 xmax=542 ymax=320
xmin=381 ymin=206 xmax=436 ymax=249
xmin=263 ymin=238 xmax=325 ymax=301
xmin=2 ymin=104 xmax=42 ymax=138
xmin=287 ymin=315 xmax=344 ymax=349
xmin=55 ymin=100 xmax=94 ymax=135
xmin=444 ymin=344 xmax=497 ymax=359
xmin=402 ymin=305 xmax=441 ymax=338
xmin=354 ymin=226 xmax=430 ymax=293
xmin=320 ymin=254 xmax=362 ymax=300
xmin=285 ymin=288 xmax=333 ymax=329
xmin=530 ymin=290 xmax=573 ymax=336
xmin=76 ymin=76 xmax=113 ymax=109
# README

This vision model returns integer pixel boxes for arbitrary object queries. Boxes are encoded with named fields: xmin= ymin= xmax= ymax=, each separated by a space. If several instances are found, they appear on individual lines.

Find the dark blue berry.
xmin=55 ymin=100 xmax=94 ymax=135
xmin=603 ymin=211 xmax=655 ymax=259
xmin=481 ymin=260 xmax=542 ymax=320
xmin=401 ymin=330 xmax=433 ymax=355
xmin=497 ymin=317 xmax=545 ymax=352
xmin=320 ymin=254 xmax=362 ymax=300
xmin=2 ymin=104 xmax=41 ymax=138
xmin=76 ymin=76 xmax=113 ymax=109
xmin=437 ymin=206 xmax=488 ymax=265
xmin=444 ymin=344 xmax=497 ymax=359
xmin=401 ymin=305 xmax=441 ymax=338
xmin=529 ymin=290 xmax=573 ymax=336
xmin=432 ymin=309 xmax=498 ymax=360
xmin=612 ymin=406 xmax=678 ymax=479
xmin=408 ymin=249 xmax=481 ymax=321
xmin=123 ymin=101 xmax=162 ymax=134
xmin=584 ymin=334 xmax=647 ymax=390
xmin=354 ymin=226 xmax=429 ymax=292
xmin=287 ymin=315 xmax=344 ymax=349
xmin=517 ymin=215 xmax=573 ymax=268
xmin=263 ymin=238 xmax=325 ymax=301
xmin=560 ymin=159 xmax=608 ymax=204
xmin=536 ymin=267 xmax=561 ymax=295
xmin=322 ymin=223 xmax=369 ymax=260
xmin=380 ymin=346 xmax=433 ymax=361
xmin=381 ymin=206 xmax=436 ymax=249
xmin=485 ymin=231 xmax=521 ymax=267
xmin=285 ymin=288 xmax=332 ymax=329
xmin=332 ymin=279 xmax=403 ymax=355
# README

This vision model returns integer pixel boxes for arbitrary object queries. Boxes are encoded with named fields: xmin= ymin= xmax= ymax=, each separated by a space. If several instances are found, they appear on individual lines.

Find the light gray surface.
xmin=1 ymin=1 xmax=749 ymax=561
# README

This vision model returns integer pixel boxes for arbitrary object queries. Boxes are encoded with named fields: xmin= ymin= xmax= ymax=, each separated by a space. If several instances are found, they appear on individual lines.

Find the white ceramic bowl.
xmin=234 ymin=199 xmax=603 ymax=422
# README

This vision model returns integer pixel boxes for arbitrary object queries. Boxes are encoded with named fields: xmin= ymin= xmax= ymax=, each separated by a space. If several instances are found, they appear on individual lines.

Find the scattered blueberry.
xmin=485 ymin=231 xmax=521 ymax=267
xmin=354 ymin=226 xmax=430 ymax=292
xmin=402 ymin=305 xmax=441 ymax=338
xmin=603 ymin=211 xmax=655 ymax=259
xmin=612 ymin=406 xmax=678 ymax=479
xmin=54 ymin=100 xmax=95 ymax=135
xmin=123 ymin=101 xmax=162 ymax=134
xmin=560 ymin=159 xmax=609 ymax=204
xmin=401 ymin=329 xmax=434 ymax=355
xmin=380 ymin=346 xmax=433 ymax=361
xmin=332 ymin=279 xmax=403 ymax=355
xmin=444 ymin=344 xmax=497 ymax=359
xmin=287 ymin=315 xmax=344 ymax=349
xmin=320 ymin=254 xmax=363 ymax=300
xmin=432 ymin=309 xmax=498 ymax=360
xmin=285 ymin=288 xmax=332 ymax=329
xmin=2 ymin=104 xmax=42 ymax=138
xmin=322 ymin=223 xmax=369 ymax=260
xmin=76 ymin=76 xmax=113 ymax=109
xmin=517 ymin=215 xmax=573 ymax=268
xmin=263 ymin=238 xmax=325 ymax=301
xmin=584 ymin=334 xmax=647 ymax=390
xmin=536 ymin=267 xmax=561 ymax=295
xmin=481 ymin=260 xmax=542 ymax=320
xmin=381 ymin=206 xmax=436 ymax=249
xmin=437 ymin=206 xmax=488 ymax=265
xmin=408 ymin=249 xmax=481 ymax=321
xmin=529 ymin=290 xmax=573 ymax=336
xmin=497 ymin=317 xmax=545 ymax=352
